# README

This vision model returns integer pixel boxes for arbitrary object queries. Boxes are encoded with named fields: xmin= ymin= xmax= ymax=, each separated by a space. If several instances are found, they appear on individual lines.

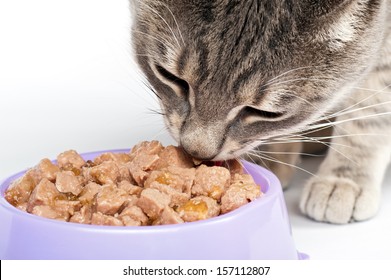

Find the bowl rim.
xmin=0 ymin=149 xmax=282 ymax=233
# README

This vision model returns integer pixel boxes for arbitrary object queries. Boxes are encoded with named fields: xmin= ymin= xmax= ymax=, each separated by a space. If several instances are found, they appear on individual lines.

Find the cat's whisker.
xmin=283 ymin=90 xmax=336 ymax=129
xmin=132 ymin=53 xmax=159 ymax=59
xmin=275 ymin=129 xmax=391 ymax=141
xmin=286 ymin=133 xmax=359 ymax=165
xmin=261 ymin=136 xmax=353 ymax=149
xmin=138 ymin=77 xmax=162 ymax=101
xmin=271 ymin=133 xmax=389 ymax=152
xmin=318 ymin=86 xmax=391 ymax=121
xmin=242 ymin=152 xmax=271 ymax=171
xmin=307 ymin=111 xmax=391 ymax=131
xmin=146 ymin=108 xmax=165 ymax=116
xmin=111 ymin=72 xmax=161 ymax=111
xmin=132 ymin=30 xmax=177 ymax=51
xmin=260 ymin=65 xmax=327 ymax=89
xmin=162 ymin=3 xmax=185 ymax=46
xmin=260 ymin=76 xmax=330 ymax=93
xmin=246 ymin=151 xmax=318 ymax=178
xmin=318 ymin=100 xmax=391 ymax=121
xmin=352 ymin=80 xmax=391 ymax=92
xmin=351 ymin=84 xmax=391 ymax=93
xmin=237 ymin=160 xmax=253 ymax=177
xmin=130 ymin=60 xmax=157 ymax=93
xmin=151 ymin=126 xmax=170 ymax=140
xmin=138 ymin=2 xmax=182 ymax=48
xmin=283 ymin=121 xmax=336 ymax=139
xmin=253 ymin=150 xmax=324 ymax=157
xmin=279 ymin=90 xmax=319 ymax=108
xmin=263 ymin=139 xmax=353 ymax=149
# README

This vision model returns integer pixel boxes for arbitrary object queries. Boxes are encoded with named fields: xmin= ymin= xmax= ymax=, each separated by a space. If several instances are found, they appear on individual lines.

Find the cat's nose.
xmin=181 ymin=145 xmax=217 ymax=161
xmin=180 ymin=129 xmax=220 ymax=161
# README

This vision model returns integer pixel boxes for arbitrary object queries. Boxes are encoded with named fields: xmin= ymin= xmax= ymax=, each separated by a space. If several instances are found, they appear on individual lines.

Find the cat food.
xmin=4 ymin=141 xmax=262 ymax=226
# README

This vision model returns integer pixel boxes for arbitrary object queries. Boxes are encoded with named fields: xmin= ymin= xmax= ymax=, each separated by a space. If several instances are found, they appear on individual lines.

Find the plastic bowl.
xmin=0 ymin=149 xmax=307 ymax=260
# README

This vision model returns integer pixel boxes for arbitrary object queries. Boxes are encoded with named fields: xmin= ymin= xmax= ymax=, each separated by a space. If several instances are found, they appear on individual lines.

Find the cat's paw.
xmin=299 ymin=176 xmax=380 ymax=224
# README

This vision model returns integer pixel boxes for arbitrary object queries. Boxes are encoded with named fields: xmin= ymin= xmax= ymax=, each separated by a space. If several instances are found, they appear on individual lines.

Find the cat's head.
xmin=131 ymin=0 xmax=385 ymax=160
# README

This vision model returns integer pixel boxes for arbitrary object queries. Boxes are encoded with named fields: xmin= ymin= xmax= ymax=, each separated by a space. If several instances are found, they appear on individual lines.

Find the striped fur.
xmin=131 ymin=0 xmax=391 ymax=223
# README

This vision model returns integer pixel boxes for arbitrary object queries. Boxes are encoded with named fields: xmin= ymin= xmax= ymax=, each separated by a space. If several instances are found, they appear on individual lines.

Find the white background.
xmin=0 ymin=0 xmax=390 ymax=260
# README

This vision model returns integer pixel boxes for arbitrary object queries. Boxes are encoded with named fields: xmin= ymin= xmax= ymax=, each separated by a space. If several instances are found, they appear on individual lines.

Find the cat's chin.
xmin=212 ymin=143 xmax=262 ymax=161
xmin=212 ymin=140 xmax=263 ymax=161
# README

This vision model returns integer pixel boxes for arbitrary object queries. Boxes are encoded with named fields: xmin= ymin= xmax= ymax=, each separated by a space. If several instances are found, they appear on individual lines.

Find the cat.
xmin=130 ymin=0 xmax=391 ymax=224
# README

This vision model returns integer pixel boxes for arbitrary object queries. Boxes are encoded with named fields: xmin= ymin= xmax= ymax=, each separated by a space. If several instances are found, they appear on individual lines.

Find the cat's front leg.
xmin=300 ymin=84 xmax=391 ymax=224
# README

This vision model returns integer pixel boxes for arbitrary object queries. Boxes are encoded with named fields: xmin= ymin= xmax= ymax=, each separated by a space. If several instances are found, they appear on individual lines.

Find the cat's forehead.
xmin=133 ymin=0 xmax=382 ymax=96
xmin=173 ymin=2 xmax=301 ymax=91
xmin=135 ymin=1 xmax=313 ymax=79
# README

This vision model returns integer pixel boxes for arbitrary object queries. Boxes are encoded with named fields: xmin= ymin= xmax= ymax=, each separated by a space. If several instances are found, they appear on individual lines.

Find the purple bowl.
xmin=0 ymin=149 xmax=307 ymax=260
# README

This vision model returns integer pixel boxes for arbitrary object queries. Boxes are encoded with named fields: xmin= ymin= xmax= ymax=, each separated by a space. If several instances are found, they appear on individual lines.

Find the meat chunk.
xmin=144 ymin=167 xmax=195 ymax=193
xmin=120 ymin=216 xmax=142 ymax=226
xmin=31 ymin=205 xmax=67 ymax=221
xmin=91 ymin=212 xmax=123 ymax=226
xmin=5 ymin=171 xmax=36 ymax=206
xmin=87 ymin=161 xmax=121 ymax=185
xmin=147 ymin=183 xmax=189 ymax=208
xmin=144 ymin=170 xmax=190 ymax=207
xmin=168 ymin=166 xmax=195 ymax=195
xmin=192 ymin=165 xmax=231 ymax=200
xmin=4 ymin=140 xmax=263 ymax=227
xmin=55 ymin=171 xmax=83 ymax=195
xmin=126 ymin=167 xmax=149 ymax=187
xmin=26 ymin=178 xmax=65 ymax=213
xmin=95 ymin=184 xmax=130 ymax=215
xmin=118 ymin=180 xmax=143 ymax=196
xmin=153 ymin=145 xmax=193 ymax=169
xmin=34 ymin=158 xmax=60 ymax=182
xmin=224 ymin=159 xmax=244 ymax=178
xmin=127 ymin=141 xmax=164 ymax=185
xmin=231 ymin=173 xmax=257 ymax=185
xmin=69 ymin=205 xmax=93 ymax=224
xmin=177 ymin=196 xmax=220 ymax=222
xmin=137 ymin=188 xmax=170 ymax=220
xmin=31 ymin=199 xmax=80 ymax=222
xmin=129 ymin=140 xmax=164 ymax=159
xmin=53 ymin=199 xmax=81 ymax=217
xmin=154 ymin=207 xmax=184 ymax=225
xmin=127 ymin=155 xmax=158 ymax=186
xmin=16 ymin=203 xmax=28 ymax=212
xmin=220 ymin=175 xmax=261 ymax=214
xmin=78 ymin=182 xmax=102 ymax=205
xmin=122 ymin=195 xmax=139 ymax=208
xmin=119 ymin=205 xmax=148 ymax=226
xmin=57 ymin=150 xmax=85 ymax=171
xmin=92 ymin=153 xmax=132 ymax=182
xmin=93 ymin=152 xmax=131 ymax=165
xmin=116 ymin=162 xmax=132 ymax=182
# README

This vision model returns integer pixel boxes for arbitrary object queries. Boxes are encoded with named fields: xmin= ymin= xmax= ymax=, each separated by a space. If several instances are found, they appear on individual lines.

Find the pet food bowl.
xmin=0 ymin=149 xmax=307 ymax=260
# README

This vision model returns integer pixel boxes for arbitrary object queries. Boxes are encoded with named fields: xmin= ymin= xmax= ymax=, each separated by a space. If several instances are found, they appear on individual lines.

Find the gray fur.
xmin=131 ymin=0 xmax=391 ymax=224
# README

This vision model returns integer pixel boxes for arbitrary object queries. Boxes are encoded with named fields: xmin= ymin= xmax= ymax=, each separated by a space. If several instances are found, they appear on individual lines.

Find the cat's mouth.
xmin=179 ymin=144 xmax=242 ymax=168
xmin=193 ymin=159 xmax=243 ymax=173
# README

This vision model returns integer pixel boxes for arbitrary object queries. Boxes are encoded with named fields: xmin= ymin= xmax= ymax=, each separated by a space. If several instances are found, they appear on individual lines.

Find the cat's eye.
xmin=241 ymin=106 xmax=284 ymax=122
xmin=155 ymin=64 xmax=189 ymax=95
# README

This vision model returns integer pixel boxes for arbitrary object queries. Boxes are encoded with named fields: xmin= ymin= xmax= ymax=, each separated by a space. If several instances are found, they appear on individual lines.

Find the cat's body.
xmin=131 ymin=0 xmax=391 ymax=224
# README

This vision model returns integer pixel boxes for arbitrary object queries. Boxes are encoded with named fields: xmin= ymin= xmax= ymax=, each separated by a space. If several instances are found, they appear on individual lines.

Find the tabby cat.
xmin=130 ymin=0 xmax=391 ymax=224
